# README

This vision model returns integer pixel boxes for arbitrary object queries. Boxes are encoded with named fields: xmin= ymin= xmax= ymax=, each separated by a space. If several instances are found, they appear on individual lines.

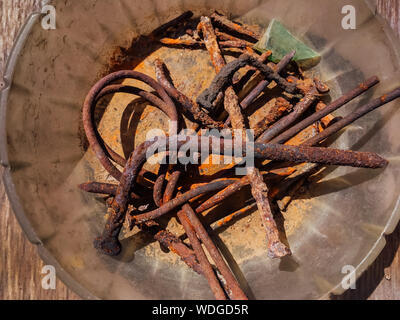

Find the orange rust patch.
xmin=269 ymin=167 xmax=296 ymax=177
xmin=316 ymin=101 xmax=335 ymax=128
xmin=269 ymin=186 xmax=280 ymax=199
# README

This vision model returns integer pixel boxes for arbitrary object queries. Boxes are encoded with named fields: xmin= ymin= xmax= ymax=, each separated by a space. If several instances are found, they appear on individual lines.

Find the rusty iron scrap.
xmin=78 ymin=12 xmax=396 ymax=300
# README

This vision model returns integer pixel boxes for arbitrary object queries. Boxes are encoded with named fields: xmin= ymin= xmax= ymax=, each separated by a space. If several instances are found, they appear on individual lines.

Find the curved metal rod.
xmin=82 ymin=70 xmax=179 ymax=181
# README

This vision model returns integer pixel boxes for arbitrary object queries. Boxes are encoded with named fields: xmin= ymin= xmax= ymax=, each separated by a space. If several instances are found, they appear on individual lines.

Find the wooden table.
xmin=0 ymin=0 xmax=399 ymax=300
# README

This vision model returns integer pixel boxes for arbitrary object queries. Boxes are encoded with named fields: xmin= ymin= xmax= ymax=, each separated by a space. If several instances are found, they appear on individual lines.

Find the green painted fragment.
xmin=254 ymin=19 xmax=321 ymax=69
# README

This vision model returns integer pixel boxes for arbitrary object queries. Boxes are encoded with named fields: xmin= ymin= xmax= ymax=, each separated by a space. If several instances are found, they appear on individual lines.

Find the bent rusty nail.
xmin=232 ymin=51 xmax=272 ymax=94
xmin=225 ymin=51 xmax=295 ymax=126
xmin=277 ymin=177 xmax=308 ymax=212
xmin=85 ymin=78 xmax=128 ymax=168
xmin=154 ymin=230 xmax=202 ymax=274
xmin=268 ymin=76 xmax=380 ymax=144
xmin=274 ymin=83 xmax=396 ymax=208
xmin=215 ymin=29 xmax=254 ymax=46
xmin=252 ymin=97 xmax=293 ymax=138
xmin=199 ymin=14 xmax=237 ymax=125
xmin=133 ymin=178 xmax=239 ymax=224
xmin=152 ymin=135 xmax=388 ymax=170
xmin=303 ymin=86 xmax=400 ymax=147
xmin=197 ymin=53 xmax=297 ymax=111
xmin=198 ymin=16 xmax=226 ymax=73
xmin=79 ymin=182 xmax=143 ymax=200
xmin=94 ymin=134 xmax=387 ymax=254
xmin=196 ymin=124 xmax=320 ymax=215
xmin=96 ymin=84 xmax=177 ymax=178
xmin=224 ymin=82 xmax=290 ymax=259
xmin=249 ymin=169 xmax=292 ymax=258
xmin=83 ymin=70 xmax=178 ymax=181
xmin=220 ymin=53 xmax=290 ymax=260
xmin=228 ymin=50 xmax=296 ymax=124
xmin=224 ymin=90 xmax=288 ymax=258
xmin=182 ymin=203 xmax=248 ymax=300
xmin=160 ymin=37 xmax=252 ymax=49
xmin=160 ymin=37 xmax=202 ymax=47
xmin=154 ymin=59 xmax=207 ymax=203
xmin=218 ymin=40 xmax=250 ymax=49
xmin=153 ymin=164 xmax=169 ymax=207
xmin=196 ymin=177 xmax=250 ymax=214
xmin=177 ymin=208 xmax=227 ymax=300
xmin=163 ymin=168 xmax=183 ymax=204
xmin=197 ymin=120 xmax=332 ymax=222
xmin=256 ymin=83 xmax=321 ymax=144
xmin=210 ymin=202 xmax=258 ymax=231
xmin=95 ymin=83 xmax=182 ymax=168
xmin=142 ymin=222 xmax=203 ymax=275
xmin=93 ymin=140 xmax=155 ymax=256
xmin=252 ymin=143 xmax=388 ymax=169
xmin=115 ymin=134 xmax=388 ymax=175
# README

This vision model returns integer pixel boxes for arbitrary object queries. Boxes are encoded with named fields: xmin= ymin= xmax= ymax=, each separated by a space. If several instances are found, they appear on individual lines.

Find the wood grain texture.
xmin=0 ymin=0 xmax=399 ymax=300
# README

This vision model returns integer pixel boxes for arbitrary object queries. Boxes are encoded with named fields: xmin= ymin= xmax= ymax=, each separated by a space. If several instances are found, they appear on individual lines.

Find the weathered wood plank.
xmin=363 ymin=0 xmax=400 ymax=300
xmin=377 ymin=0 xmax=400 ymax=39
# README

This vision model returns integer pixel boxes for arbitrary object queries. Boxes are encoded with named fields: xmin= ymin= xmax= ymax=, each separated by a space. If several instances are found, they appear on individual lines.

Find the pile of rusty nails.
xmin=79 ymin=11 xmax=398 ymax=300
